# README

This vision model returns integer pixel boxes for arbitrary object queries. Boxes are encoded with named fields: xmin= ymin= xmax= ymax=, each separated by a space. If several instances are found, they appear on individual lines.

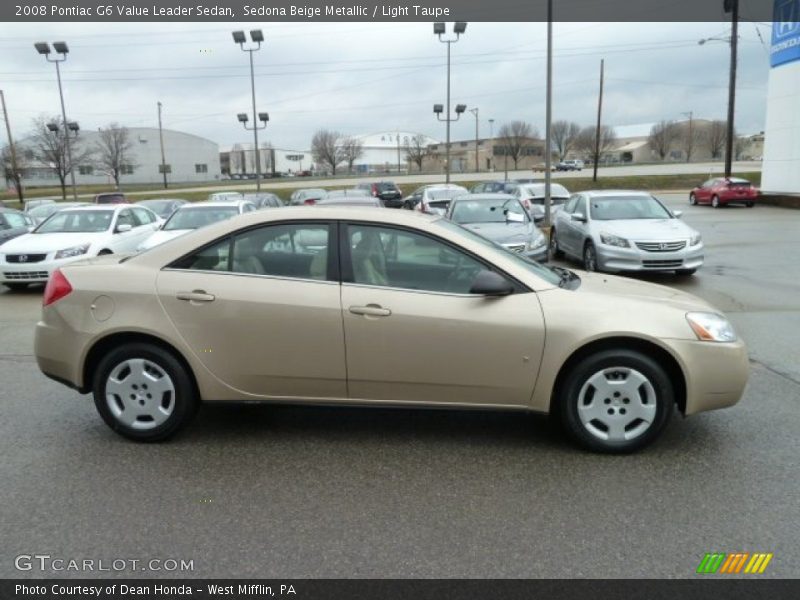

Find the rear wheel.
xmin=557 ymin=349 xmax=674 ymax=453
xmin=92 ymin=343 xmax=198 ymax=442
xmin=689 ymin=193 xmax=697 ymax=206
xmin=711 ymin=195 xmax=722 ymax=208
xmin=583 ymin=241 xmax=598 ymax=272
xmin=746 ymin=201 xmax=754 ymax=208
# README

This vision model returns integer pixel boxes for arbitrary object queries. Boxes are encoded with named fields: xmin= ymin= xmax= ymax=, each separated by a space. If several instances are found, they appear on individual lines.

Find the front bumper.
xmin=596 ymin=241 xmax=704 ymax=272
xmin=670 ymin=338 xmax=749 ymax=416
xmin=0 ymin=254 xmax=89 ymax=284
xmin=381 ymin=197 xmax=404 ymax=208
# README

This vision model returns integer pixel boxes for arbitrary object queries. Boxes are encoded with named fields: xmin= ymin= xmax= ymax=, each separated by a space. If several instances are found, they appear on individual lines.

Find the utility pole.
xmin=682 ymin=111 xmax=694 ymax=163
xmin=469 ymin=108 xmax=479 ymax=173
xmin=544 ymin=0 xmax=554 ymax=228
xmin=397 ymin=130 xmax=401 ymax=174
xmin=724 ymin=0 xmax=739 ymax=178
xmin=592 ymin=58 xmax=605 ymax=182
xmin=157 ymin=101 xmax=168 ymax=189
xmin=0 ymin=89 xmax=23 ymax=203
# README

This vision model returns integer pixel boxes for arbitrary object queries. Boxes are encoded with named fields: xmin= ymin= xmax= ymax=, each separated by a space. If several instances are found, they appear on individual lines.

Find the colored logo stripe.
xmin=696 ymin=553 xmax=773 ymax=574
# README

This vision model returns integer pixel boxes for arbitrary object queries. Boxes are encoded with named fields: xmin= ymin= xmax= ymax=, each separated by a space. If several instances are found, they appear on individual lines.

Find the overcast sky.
xmin=0 ymin=21 xmax=772 ymax=150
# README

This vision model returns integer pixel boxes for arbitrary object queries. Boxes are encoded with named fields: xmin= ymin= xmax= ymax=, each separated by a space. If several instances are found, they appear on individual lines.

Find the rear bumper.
xmin=381 ymin=197 xmax=404 ymax=208
xmin=34 ymin=318 xmax=90 ymax=392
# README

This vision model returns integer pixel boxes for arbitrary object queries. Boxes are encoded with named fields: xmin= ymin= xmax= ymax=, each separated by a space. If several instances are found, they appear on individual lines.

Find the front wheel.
xmin=689 ymin=193 xmax=697 ymax=206
xmin=93 ymin=343 xmax=198 ymax=442
xmin=557 ymin=349 xmax=675 ymax=453
xmin=583 ymin=241 xmax=599 ymax=272
xmin=711 ymin=195 xmax=721 ymax=209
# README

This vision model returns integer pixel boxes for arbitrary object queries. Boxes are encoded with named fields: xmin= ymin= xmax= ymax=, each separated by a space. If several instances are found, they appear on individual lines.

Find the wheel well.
xmin=82 ymin=332 xmax=199 ymax=397
xmin=551 ymin=336 xmax=687 ymax=414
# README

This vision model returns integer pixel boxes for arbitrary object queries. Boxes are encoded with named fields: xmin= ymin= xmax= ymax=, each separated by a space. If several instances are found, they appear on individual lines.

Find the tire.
xmin=92 ymin=343 xmax=198 ymax=442
xmin=550 ymin=229 xmax=564 ymax=258
xmin=583 ymin=241 xmax=599 ymax=272
xmin=746 ymin=201 xmax=754 ymax=208
xmin=98 ymin=249 xmax=113 ymax=255
xmin=4 ymin=283 xmax=29 ymax=291
xmin=711 ymin=195 xmax=721 ymax=208
xmin=557 ymin=349 xmax=675 ymax=453
xmin=689 ymin=193 xmax=697 ymax=206
xmin=675 ymin=268 xmax=696 ymax=276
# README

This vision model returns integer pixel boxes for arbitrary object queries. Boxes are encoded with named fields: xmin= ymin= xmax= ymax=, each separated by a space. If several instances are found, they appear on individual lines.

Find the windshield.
xmin=435 ymin=219 xmax=561 ymax=286
xmin=29 ymin=204 xmax=76 ymax=219
xmin=35 ymin=210 xmax=113 ymax=233
xmin=522 ymin=184 xmax=570 ymax=198
xmin=164 ymin=206 xmax=238 ymax=231
xmin=451 ymin=198 xmax=529 ymax=224
xmin=589 ymin=195 xmax=672 ymax=220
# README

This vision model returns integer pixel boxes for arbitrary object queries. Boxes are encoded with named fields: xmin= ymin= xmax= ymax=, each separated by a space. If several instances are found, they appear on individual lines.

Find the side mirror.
xmin=116 ymin=223 xmax=133 ymax=233
xmin=470 ymin=270 xmax=514 ymax=297
xmin=571 ymin=212 xmax=587 ymax=222
xmin=672 ymin=210 xmax=683 ymax=219
xmin=533 ymin=214 xmax=545 ymax=224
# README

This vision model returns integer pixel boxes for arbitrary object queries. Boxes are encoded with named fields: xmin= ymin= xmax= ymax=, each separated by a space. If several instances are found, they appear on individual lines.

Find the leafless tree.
xmin=551 ymin=120 xmax=581 ymax=161
xmin=95 ymin=123 xmax=135 ymax=188
xmin=1 ymin=142 xmax=27 ymax=203
xmin=404 ymin=134 xmax=429 ymax=171
xmin=648 ymin=120 xmax=679 ymax=160
xmin=681 ymin=121 xmax=701 ymax=163
xmin=576 ymin=125 xmax=617 ymax=164
xmin=311 ymin=129 xmax=345 ymax=175
xmin=30 ymin=116 xmax=93 ymax=200
xmin=497 ymin=120 xmax=539 ymax=169
xmin=229 ymin=143 xmax=245 ymax=175
xmin=339 ymin=136 xmax=364 ymax=173
xmin=705 ymin=120 xmax=727 ymax=160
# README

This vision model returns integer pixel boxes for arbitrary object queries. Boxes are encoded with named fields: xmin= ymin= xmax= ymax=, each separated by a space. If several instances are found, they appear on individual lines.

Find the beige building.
xmin=418 ymin=136 xmax=546 ymax=174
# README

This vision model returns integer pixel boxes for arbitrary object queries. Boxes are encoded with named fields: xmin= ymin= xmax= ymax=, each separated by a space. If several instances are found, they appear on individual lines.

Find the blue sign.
xmin=771 ymin=0 xmax=800 ymax=67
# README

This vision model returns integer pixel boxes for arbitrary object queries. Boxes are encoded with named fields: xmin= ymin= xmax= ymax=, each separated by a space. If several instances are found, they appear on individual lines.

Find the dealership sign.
xmin=772 ymin=0 xmax=800 ymax=67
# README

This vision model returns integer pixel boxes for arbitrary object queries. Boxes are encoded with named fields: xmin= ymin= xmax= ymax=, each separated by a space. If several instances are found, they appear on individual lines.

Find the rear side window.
xmin=131 ymin=207 xmax=155 ymax=225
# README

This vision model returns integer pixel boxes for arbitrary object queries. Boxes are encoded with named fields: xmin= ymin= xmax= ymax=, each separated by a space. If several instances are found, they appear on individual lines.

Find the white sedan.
xmin=0 ymin=205 xmax=160 ymax=290
xmin=137 ymin=201 xmax=256 ymax=251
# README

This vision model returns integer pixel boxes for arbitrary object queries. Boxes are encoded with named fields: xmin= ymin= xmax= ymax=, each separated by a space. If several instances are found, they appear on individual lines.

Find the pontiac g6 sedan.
xmin=34 ymin=207 xmax=748 ymax=453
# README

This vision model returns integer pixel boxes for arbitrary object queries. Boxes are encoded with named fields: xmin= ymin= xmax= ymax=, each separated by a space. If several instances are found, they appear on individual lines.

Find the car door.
xmin=156 ymin=220 xmax=347 ymax=399
xmin=131 ymin=207 xmax=161 ymax=244
xmin=339 ymin=222 xmax=545 ymax=407
xmin=698 ymin=180 xmax=715 ymax=203
xmin=108 ymin=209 xmax=140 ymax=253
xmin=558 ymin=195 xmax=583 ymax=256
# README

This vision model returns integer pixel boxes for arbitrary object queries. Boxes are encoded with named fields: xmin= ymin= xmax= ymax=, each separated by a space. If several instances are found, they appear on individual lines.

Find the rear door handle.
xmin=177 ymin=290 xmax=216 ymax=303
xmin=349 ymin=304 xmax=391 ymax=317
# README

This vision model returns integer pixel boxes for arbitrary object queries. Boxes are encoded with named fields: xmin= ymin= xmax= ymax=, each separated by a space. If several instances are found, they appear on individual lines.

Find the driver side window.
xmin=346 ymin=224 xmax=487 ymax=295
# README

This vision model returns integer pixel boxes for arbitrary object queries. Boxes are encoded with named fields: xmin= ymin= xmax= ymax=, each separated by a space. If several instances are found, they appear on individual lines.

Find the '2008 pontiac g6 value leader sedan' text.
xmin=34 ymin=207 xmax=749 ymax=453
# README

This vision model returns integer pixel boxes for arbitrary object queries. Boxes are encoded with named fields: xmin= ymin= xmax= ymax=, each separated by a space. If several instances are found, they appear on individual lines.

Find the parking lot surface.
xmin=1 ymin=193 xmax=798 ymax=578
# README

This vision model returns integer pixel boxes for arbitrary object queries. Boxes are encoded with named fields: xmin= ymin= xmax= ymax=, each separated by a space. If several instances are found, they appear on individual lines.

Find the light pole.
xmin=488 ymin=118 xmax=495 ymax=171
xmin=698 ymin=10 xmax=738 ymax=177
xmin=45 ymin=120 xmax=79 ymax=200
xmin=469 ymin=108 xmax=479 ymax=174
xmin=233 ymin=29 xmax=265 ymax=191
xmin=237 ymin=112 xmax=269 ymax=184
xmin=35 ymin=41 xmax=78 ymax=200
xmin=434 ymin=21 xmax=467 ymax=183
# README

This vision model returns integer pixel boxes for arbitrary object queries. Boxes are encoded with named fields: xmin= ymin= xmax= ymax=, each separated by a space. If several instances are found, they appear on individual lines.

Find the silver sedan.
xmin=551 ymin=191 xmax=704 ymax=275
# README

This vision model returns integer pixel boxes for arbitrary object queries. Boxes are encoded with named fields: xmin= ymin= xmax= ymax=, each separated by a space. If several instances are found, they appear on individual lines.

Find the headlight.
xmin=54 ymin=244 xmax=90 ymax=260
xmin=599 ymin=232 xmax=629 ymax=248
xmin=689 ymin=233 xmax=702 ymax=246
xmin=686 ymin=312 xmax=737 ymax=342
xmin=529 ymin=235 xmax=546 ymax=249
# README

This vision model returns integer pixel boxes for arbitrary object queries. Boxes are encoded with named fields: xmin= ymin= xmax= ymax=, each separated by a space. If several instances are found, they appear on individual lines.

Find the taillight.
xmin=303 ymin=199 xmax=317 ymax=205
xmin=43 ymin=268 xmax=72 ymax=307
xmin=371 ymin=184 xmax=378 ymax=197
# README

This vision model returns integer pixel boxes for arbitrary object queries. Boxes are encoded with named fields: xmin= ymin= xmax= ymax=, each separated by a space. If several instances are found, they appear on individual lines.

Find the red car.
xmin=689 ymin=177 xmax=758 ymax=208
xmin=94 ymin=192 xmax=128 ymax=204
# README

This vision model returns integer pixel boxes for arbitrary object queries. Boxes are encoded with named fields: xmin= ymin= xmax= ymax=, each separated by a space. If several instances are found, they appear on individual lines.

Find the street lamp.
xmin=236 ymin=112 xmax=269 ymax=180
xmin=469 ymin=108 xmax=479 ymax=173
xmin=35 ymin=40 xmax=78 ymax=200
xmin=434 ymin=21 xmax=467 ymax=183
xmin=233 ymin=29 xmax=266 ymax=191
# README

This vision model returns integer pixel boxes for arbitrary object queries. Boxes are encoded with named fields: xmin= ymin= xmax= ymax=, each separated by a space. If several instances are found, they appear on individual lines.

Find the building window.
xmin=78 ymin=165 xmax=93 ymax=175
xmin=120 ymin=164 xmax=134 ymax=175
xmin=195 ymin=163 xmax=208 ymax=174
xmin=159 ymin=164 xmax=172 ymax=174
xmin=430 ymin=145 xmax=439 ymax=150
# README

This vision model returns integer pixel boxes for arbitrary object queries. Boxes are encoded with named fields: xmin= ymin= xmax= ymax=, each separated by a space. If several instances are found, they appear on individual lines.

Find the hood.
xmin=138 ymin=229 xmax=190 ymax=250
xmin=0 ymin=231 xmax=105 ymax=254
xmin=463 ymin=221 xmax=541 ymax=244
xmin=593 ymin=218 xmax=694 ymax=240
xmin=576 ymin=271 xmax=715 ymax=312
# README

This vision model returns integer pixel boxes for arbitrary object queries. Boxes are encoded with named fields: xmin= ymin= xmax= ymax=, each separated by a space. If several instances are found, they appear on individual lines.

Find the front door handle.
xmin=349 ymin=304 xmax=391 ymax=317
xmin=177 ymin=290 xmax=216 ymax=303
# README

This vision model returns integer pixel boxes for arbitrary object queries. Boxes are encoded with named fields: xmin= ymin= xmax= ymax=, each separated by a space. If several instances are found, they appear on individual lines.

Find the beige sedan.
xmin=34 ymin=207 xmax=749 ymax=452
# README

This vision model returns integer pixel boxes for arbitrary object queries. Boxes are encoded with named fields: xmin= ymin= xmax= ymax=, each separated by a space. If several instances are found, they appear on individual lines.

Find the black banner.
xmin=3 ymin=579 xmax=800 ymax=600
xmin=1 ymin=0 xmax=777 ymax=23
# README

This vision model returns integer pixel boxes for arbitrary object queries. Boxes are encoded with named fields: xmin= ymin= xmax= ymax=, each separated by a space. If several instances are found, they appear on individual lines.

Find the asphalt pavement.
xmin=0 ymin=192 xmax=798 ymax=578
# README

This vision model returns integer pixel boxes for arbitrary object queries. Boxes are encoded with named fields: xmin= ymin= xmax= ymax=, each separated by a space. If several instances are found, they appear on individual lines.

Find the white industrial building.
xmin=762 ymin=0 xmax=800 ymax=194
xmin=17 ymin=127 xmax=220 ymax=187
xmin=351 ymin=131 xmax=440 ymax=174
